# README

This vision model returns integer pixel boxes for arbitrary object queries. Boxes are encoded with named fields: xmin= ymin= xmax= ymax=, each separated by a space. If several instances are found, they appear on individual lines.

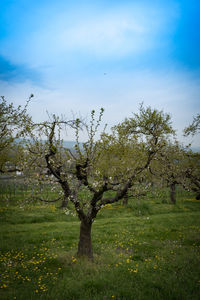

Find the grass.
xmin=0 ymin=186 xmax=200 ymax=299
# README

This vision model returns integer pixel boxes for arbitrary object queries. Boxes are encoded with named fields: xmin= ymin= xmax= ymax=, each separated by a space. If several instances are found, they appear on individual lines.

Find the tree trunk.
xmin=123 ymin=192 xmax=128 ymax=205
xmin=196 ymin=193 xmax=200 ymax=200
xmin=60 ymin=196 xmax=68 ymax=208
xmin=170 ymin=182 xmax=176 ymax=204
xmin=77 ymin=219 xmax=93 ymax=259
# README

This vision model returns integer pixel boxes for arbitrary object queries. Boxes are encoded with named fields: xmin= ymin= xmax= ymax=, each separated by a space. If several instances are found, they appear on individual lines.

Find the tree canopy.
xmin=184 ymin=113 xmax=200 ymax=136
xmin=0 ymin=96 xmax=33 ymax=173
xmin=22 ymin=104 xmax=175 ymax=258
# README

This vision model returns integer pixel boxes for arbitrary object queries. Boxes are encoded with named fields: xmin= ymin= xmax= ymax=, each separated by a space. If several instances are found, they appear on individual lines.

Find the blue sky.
xmin=0 ymin=0 xmax=200 ymax=146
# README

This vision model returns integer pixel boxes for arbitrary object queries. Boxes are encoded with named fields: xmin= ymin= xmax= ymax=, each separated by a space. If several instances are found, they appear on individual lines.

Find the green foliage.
xmin=0 ymin=96 xmax=32 ymax=173
xmin=115 ymin=103 xmax=174 ymax=138
xmin=184 ymin=113 xmax=200 ymax=136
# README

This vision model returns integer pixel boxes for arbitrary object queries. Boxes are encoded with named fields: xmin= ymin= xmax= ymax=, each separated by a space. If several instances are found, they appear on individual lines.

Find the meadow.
xmin=0 ymin=182 xmax=200 ymax=300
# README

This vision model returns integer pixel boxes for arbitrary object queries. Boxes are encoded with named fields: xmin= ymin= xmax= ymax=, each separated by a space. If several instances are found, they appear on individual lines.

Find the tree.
xmin=0 ymin=96 xmax=32 ymax=173
xmin=184 ymin=151 xmax=200 ymax=200
xmin=184 ymin=113 xmax=200 ymax=136
xmin=149 ymin=140 xmax=200 ymax=202
xmin=183 ymin=113 xmax=200 ymax=199
xmin=149 ymin=141 xmax=188 ymax=204
xmin=24 ymin=105 xmax=174 ymax=259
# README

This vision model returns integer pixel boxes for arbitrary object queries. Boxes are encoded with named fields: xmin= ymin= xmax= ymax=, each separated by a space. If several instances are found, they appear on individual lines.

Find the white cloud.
xmin=0 ymin=3 xmax=176 ymax=68
xmin=58 ymin=15 xmax=150 ymax=57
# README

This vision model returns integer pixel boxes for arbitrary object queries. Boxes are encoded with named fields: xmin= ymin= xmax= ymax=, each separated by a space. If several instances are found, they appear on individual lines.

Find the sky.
xmin=0 ymin=0 xmax=200 ymax=147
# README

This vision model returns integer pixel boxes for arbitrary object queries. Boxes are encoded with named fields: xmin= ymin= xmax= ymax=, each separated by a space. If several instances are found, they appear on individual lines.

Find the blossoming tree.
xmin=0 ymin=96 xmax=32 ymax=173
xmin=25 ymin=104 xmax=174 ymax=258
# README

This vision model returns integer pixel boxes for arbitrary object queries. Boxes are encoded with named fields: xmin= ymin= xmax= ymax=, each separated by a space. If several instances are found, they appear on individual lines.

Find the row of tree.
xmin=0 ymin=96 xmax=200 ymax=258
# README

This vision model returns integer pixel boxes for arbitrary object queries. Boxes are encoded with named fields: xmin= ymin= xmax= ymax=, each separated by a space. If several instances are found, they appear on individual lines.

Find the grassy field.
xmin=0 ymin=186 xmax=200 ymax=299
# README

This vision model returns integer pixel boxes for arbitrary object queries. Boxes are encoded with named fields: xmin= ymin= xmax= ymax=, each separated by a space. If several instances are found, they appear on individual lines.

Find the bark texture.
xmin=123 ymin=193 xmax=129 ymax=205
xmin=77 ymin=220 xmax=93 ymax=259
xmin=196 ymin=193 xmax=200 ymax=200
xmin=60 ymin=197 xmax=68 ymax=208
xmin=170 ymin=182 xmax=176 ymax=204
